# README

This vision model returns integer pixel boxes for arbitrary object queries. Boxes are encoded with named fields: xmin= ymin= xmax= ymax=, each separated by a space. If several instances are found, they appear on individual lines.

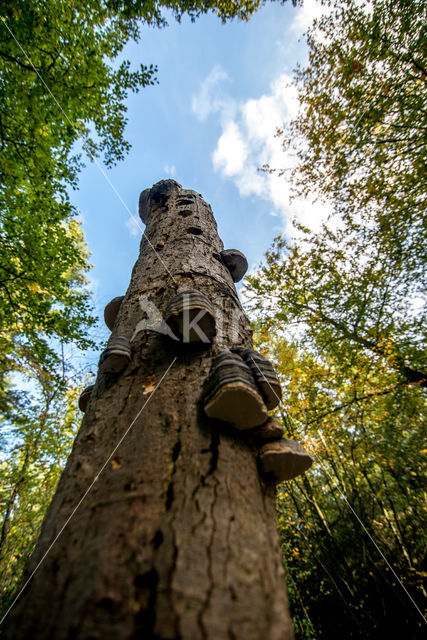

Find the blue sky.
xmin=70 ymin=0 xmax=328 ymax=372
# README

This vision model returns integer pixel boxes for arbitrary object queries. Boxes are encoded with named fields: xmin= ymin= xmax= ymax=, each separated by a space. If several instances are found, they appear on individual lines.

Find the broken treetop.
xmin=138 ymin=179 xmax=203 ymax=225
xmin=137 ymin=179 xmax=248 ymax=288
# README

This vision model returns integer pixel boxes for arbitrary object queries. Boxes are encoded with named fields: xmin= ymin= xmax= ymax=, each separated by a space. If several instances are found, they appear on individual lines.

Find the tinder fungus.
xmin=165 ymin=289 xmax=216 ymax=343
xmin=258 ymin=439 xmax=313 ymax=482
xmin=233 ymin=348 xmax=282 ymax=410
xmin=220 ymin=249 xmax=248 ymax=283
xmin=78 ymin=384 xmax=95 ymax=413
xmin=251 ymin=417 xmax=284 ymax=445
xmin=203 ymin=350 xmax=268 ymax=429
xmin=98 ymin=336 xmax=131 ymax=374
xmin=104 ymin=296 xmax=125 ymax=331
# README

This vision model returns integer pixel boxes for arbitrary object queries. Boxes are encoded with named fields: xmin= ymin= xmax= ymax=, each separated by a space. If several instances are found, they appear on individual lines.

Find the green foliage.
xmin=254 ymin=2 xmax=426 ymax=634
xmin=0 ymin=0 xmax=295 ymax=386
xmin=0 ymin=0 xmax=158 ymax=386
xmin=274 ymin=0 xmax=426 ymax=277
xmin=0 ymin=368 xmax=84 ymax=617
xmin=250 ymin=323 xmax=426 ymax=638
xmin=248 ymin=219 xmax=426 ymax=389
xmin=248 ymin=156 xmax=426 ymax=639
xmin=107 ymin=0 xmax=298 ymax=23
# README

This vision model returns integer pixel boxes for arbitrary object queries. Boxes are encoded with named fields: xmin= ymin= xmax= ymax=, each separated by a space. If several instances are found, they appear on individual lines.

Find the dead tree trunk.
xmin=4 ymin=181 xmax=294 ymax=640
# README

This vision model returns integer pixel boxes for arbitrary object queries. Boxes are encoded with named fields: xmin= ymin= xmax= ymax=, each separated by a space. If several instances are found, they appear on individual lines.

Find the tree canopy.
xmin=247 ymin=0 xmax=426 ymax=636
xmin=245 ymin=211 xmax=426 ymax=638
xmin=274 ymin=0 xmax=426 ymax=280
xmin=248 ymin=323 xmax=426 ymax=639
xmin=0 ymin=367 xmax=84 ymax=615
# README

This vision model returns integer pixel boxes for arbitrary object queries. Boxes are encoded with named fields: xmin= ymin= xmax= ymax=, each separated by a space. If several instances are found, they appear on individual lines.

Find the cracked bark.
xmin=4 ymin=181 xmax=294 ymax=640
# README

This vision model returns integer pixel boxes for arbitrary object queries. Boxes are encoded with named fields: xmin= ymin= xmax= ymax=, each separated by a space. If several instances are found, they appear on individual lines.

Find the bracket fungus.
xmin=98 ymin=336 xmax=131 ymax=374
xmin=78 ymin=384 xmax=95 ymax=413
xmin=104 ymin=296 xmax=125 ymax=331
xmin=203 ymin=350 xmax=268 ymax=429
xmin=165 ymin=289 xmax=216 ymax=343
xmin=220 ymin=249 xmax=248 ymax=283
xmin=232 ymin=348 xmax=282 ymax=410
xmin=250 ymin=417 xmax=284 ymax=445
xmin=258 ymin=439 xmax=314 ymax=482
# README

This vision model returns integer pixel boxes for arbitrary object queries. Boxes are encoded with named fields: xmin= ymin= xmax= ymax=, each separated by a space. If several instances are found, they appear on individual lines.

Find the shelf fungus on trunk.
xmin=202 ymin=350 xmax=268 ymax=429
xmin=78 ymin=384 xmax=95 ymax=413
xmin=258 ymin=439 xmax=314 ymax=482
xmin=165 ymin=289 xmax=216 ymax=343
xmin=220 ymin=249 xmax=248 ymax=283
xmin=98 ymin=336 xmax=131 ymax=374
xmin=103 ymin=296 xmax=125 ymax=331
xmin=250 ymin=416 xmax=284 ymax=446
xmin=232 ymin=348 xmax=282 ymax=410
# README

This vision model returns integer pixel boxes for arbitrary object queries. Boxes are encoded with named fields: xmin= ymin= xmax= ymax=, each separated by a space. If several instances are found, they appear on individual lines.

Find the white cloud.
xmin=291 ymin=0 xmax=330 ymax=34
xmin=190 ymin=0 xmax=333 ymax=238
xmin=207 ymin=72 xmax=332 ymax=236
xmin=217 ymin=69 xmax=331 ymax=235
xmin=164 ymin=164 xmax=176 ymax=177
xmin=212 ymin=121 xmax=248 ymax=176
xmin=191 ymin=65 xmax=234 ymax=122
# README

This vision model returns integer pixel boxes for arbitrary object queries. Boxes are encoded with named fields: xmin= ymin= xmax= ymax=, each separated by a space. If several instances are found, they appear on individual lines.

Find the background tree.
xmin=246 ymin=262 xmax=426 ymax=637
xmin=271 ymin=0 xmax=426 ymax=279
xmin=0 ymin=363 xmax=87 ymax=618
xmin=248 ymin=1 xmax=426 ymax=635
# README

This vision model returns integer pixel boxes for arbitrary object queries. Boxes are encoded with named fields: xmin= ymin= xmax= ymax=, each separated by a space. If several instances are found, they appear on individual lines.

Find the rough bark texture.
xmin=4 ymin=181 xmax=294 ymax=640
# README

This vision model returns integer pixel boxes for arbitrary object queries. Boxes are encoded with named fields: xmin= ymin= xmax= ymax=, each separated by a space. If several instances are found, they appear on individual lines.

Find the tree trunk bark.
xmin=4 ymin=180 xmax=294 ymax=640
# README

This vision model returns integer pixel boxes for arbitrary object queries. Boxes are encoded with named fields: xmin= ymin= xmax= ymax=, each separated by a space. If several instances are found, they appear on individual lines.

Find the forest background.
xmin=0 ymin=0 xmax=425 ymax=638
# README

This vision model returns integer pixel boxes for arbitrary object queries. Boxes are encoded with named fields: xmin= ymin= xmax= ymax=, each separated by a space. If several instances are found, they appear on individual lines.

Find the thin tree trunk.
xmin=0 ymin=393 xmax=53 ymax=556
xmin=4 ymin=181 xmax=294 ymax=640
